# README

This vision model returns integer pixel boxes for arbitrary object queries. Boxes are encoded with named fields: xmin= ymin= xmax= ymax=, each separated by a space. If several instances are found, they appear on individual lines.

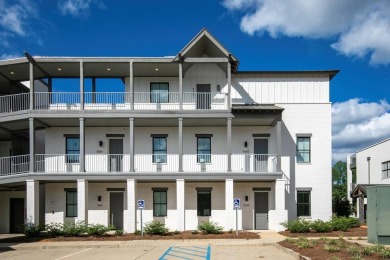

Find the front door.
xmin=254 ymin=138 xmax=268 ymax=172
xmin=10 ymin=198 xmax=24 ymax=233
xmin=196 ymin=84 xmax=211 ymax=109
xmin=109 ymin=139 xmax=123 ymax=172
xmin=109 ymin=192 xmax=124 ymax=229
xmin=255 ymin=192 xmax=269 ymax=230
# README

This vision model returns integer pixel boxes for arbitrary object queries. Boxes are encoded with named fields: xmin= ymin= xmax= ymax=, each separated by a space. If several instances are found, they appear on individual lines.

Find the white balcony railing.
xmin=0 ymin=93 xmax=29 ymax=113
xmin=134 ymin=154 xmax=179 ymax=172
xmin=0 ymin=92 xmax=229 ymax=113
xmin=231 ymin=154 xmax=278 ymax=172
xmin=182 ymin=154 xmax=227 ymax=172
xmin=0 ymin=153 xmax=278 ymax=176
xmin=0 ymin=155 xmax=29 ymax=175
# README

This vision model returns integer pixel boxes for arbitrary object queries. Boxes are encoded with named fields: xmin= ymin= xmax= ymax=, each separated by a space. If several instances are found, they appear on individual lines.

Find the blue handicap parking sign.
xmin=233 ymin=198 xmax=240 ymax=209
xmin=138 ymin=200 xmax=145 ymax=209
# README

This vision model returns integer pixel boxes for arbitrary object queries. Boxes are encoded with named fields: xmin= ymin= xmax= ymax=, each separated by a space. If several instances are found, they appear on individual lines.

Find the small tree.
xmin=333 ymin=197 xmax=352 ymax=217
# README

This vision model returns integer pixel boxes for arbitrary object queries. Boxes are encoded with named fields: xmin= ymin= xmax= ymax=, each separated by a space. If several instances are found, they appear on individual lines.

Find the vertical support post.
xmin=225 ymin=179 xmax=234 ymax=230
xmin=176 ymin=179 xmax=185 ymax=231
xmin=29 ymin=62 xmax=34 ymax=110
xmin=29 ymin=118 xmax=35 ymax=172
xmin=26 ymin=180 xmax=39 ymax=224
xmin=227 ymin=61 xmax=231 ymax=110
xmin=227 ymin=118 xmax=232 ymax=172
xmin=179 ymin=63 xmax=183 ymax=110
xmin=80 ymin=61 xmax=84 ymax=110
xmin=79 ymin=118 xmax=85 ymax=172
xmin=129 ymin=61 xmax=134 ymax=110
xmin=275 ymin=179 xmax=287 ymax=231
xmin=92 ymin=77 xmax=96 ymax=103
xmin=76 ymin=179 xmax=88 ymax=224
xmin=236 ymin=207 xmax=238 ymax=236
xmin=178 ymin=118 xmax=183 ymax=172
xmin=276 ymin=120 xmax=282 ymax=172
xmin=126 ymin=179 xmax=137 ymax=233
xmin=129 ymin=118 xmax=134 ymax=172
xmin=359 ymin=196 xmax=364 ymax=223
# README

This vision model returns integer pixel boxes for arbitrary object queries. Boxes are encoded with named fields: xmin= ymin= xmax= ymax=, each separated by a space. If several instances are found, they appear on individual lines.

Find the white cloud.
xmin=58 ymin=0 xmax=103 ymax=16
xmin=222 ymin=0 xmax=390 ymax=65
xmin=0 ymin=0 xmax=37 ymax=36
xmin=0 ymin=53 xmax=23 ymax=60
xmin=332 ymin=98 xmax=390 ymax=162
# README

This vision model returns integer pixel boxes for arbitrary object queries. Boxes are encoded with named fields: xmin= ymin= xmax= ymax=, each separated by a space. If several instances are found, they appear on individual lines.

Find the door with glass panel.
xmin=153 ymin=137 xmax=167 ymax=165
xmin=150 ymin=82 xmax=169 ymax=108
xmin=197 ymin=137 xmax=211 ymax=164
xmin=109 ymin=139 xmax=123 ymax=172
xmin=254 ymin=138 xmax=268 ymax=172
xmin=196 ymin=84 xmax=211 ymax=109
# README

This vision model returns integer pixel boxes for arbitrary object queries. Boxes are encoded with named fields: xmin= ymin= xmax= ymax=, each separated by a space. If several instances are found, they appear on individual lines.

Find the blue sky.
xmin=1 ymin=0 xmax=390 ymax=161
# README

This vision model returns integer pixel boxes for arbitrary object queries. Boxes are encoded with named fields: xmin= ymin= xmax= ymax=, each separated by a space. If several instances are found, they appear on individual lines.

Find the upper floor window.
xmin=197 ymin=137 xmax=211 ymax=163
xmin=153 ymin=137 xmax=167 ymax=163
xmin=150 ymin=82 xmax=169 ymax=103
xmin=66 ymin=137 xmax=80 ymax=163
xmin=297 ymin=137 xmax=310 ymax=163
xmin=382 ymin=161 xmax=390 ymax=179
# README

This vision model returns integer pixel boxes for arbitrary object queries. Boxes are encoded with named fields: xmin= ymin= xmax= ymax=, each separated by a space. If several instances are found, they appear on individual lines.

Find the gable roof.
xmin=174 ymin=28 xmax=239 ymax=71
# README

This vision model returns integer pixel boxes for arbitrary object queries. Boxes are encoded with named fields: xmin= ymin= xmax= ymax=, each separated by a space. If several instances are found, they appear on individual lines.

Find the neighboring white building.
xmin=348 ymin=138 xmax=390 ymax=222
xmin=0 ymin=29 xmax=337 ymax=233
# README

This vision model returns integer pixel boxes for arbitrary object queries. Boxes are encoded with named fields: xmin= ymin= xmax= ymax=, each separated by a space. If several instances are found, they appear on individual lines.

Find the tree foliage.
xmin=332 ymin=161 xmax=351 ymax=216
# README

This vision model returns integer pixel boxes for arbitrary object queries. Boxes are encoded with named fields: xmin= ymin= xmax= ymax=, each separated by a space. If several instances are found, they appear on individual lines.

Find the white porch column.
xmin=227 ymin=61 xmax=231 ymax=109
xmin=29 ymin=118 xmax=35 ymax=172
xmin=129 ymin=118 xmax=134 ymax=172
xmin=276 ymin=120 xmax=282 ymax=172
xmin=129 ymin=61 xmax=134 ymax=110
xmin=176 ymin=179 xmax=185 ymax=231
xmin=76 ymin=179 xmax=88 ymax=224
xmin=79 ymin=118 xmax=85 ymax=172
xmin=29 ymin=62 xmax=34 ymax=110
xmin=179 ymin=63 xmax=183 ymax=110
xmin=271 ymin=179 xmax=288 ymax=231
xmin=225 ymin=179 xmax=234 ymax=230
xmin=125 ymin=179 xmax=137 ymax=232
xmin=80 ymin=61 xmax=84 ymax=110
xmin=26 ymin=180 xmax=39 ymax=224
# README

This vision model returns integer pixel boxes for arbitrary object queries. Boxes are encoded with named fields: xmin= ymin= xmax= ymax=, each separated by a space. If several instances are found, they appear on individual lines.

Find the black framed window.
xmin=150 ymin=82 xmax=169 ymax=103
xmin=153 ymin=137 xmax=167 ymax=163
xmin=66 ymin=137 xmax=80 ymax=163
xmin=297 ymin=137 xmax=310 ymax=163
xmin=197 ymin=137 xmax=211 ymax=163
xmin=153 ymin=191 xmax=167 ymax=217
xmin=297 ymin=191 xmax=311 ymax=217
xmin=197 ymin=190 xmax=211 ymax=216
xmin=66 ymin=191 xmax=77 ymax=217
xmin=382 ymin=161 xmax=390 ymax=179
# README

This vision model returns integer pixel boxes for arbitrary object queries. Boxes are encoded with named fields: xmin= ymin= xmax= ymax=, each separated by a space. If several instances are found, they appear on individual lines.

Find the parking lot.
xmin=0 ymin=245 xmax=296 ymax=260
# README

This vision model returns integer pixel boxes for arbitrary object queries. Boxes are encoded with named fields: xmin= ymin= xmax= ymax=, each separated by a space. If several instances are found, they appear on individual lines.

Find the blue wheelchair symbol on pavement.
xmin=138 ymin=200 xmax=144 ymax=209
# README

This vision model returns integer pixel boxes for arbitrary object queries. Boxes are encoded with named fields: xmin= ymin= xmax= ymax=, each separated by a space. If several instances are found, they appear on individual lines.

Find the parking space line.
xmin=55 ymin=248 xmax=92 ymax=260
xmin=159 ymin=246 xmax=210 ymax=260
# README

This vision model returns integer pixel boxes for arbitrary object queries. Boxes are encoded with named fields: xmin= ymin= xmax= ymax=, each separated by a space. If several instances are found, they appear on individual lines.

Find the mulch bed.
xmin=0 ymin=231 xmax=259 ymax=243
xmin=279 ymin=227 xmax=367 ymax=238
xmin=279 ymin=239 xmax=382 ymax=260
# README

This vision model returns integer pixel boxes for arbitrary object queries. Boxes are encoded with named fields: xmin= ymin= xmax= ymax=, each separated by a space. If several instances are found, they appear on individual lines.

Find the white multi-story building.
xmin=347 ymin=138 xmax=390 ymax=222
xmin=0 ymin=29 xmax=337 ymax=233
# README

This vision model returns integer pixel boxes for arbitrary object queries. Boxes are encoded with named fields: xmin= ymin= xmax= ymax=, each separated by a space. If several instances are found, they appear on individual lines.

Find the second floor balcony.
xmin=0 ymin=153 xmax=278 ymax=176
xmin=0 ymin=91 xmax=229 ymax=114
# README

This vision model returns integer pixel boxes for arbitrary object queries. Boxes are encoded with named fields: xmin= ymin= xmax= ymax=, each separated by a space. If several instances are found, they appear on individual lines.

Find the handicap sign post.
xmin=138 ymin=200 xmax=145 ymax=236
xmin=234 ymin=198 xmax=240 ymax=236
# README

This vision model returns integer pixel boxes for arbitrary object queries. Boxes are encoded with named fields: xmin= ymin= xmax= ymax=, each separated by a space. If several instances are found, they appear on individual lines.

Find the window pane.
xmin=297 ymin=191 xmax=310 ymax=217
xmin=197 ymin=190 xmax=211 ymax=216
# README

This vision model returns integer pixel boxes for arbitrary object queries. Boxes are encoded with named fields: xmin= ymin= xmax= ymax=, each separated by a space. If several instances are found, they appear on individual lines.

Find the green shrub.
xmin=331 ymin=217 xmax=353 ymax=231
xmin=191 ymin=230 xmax=198 ymax=234
xmin=24 ymin=222 xmax=44 ymax=237
xmin=198 ymin=221 xmax=223 ymax=234
xmin=134 ymin=230 xmax=141 ymax=235
xmin=379 ymin=248 xmax=390 ymax=259
xmin=371 ymin=243 xmax=385 ymax=253
xmin=87 ymin=224 xmax=109 ymax=236
xmin=173 ymin=230 xmax=180 ymax=235
xmin=295 ymin=237 xmax=317 ymax=249
xmin=144 ymin=221 xmax=169 ymax=235
xmin=45 ymin=223 xmax=64 ymax=237
xmin=63 ymin=221 xmax=88 ymax=236
xmin=361 ymin=246 xmax=375 ymax=256
xmin=281 ymin=219 xmax=311 ymax=233
xmin=115 ymin=229 xmax=124 ymax=236
xmin=324 ymin=244 xmax=340 ymax=253
xmin=310 ymin=220 xmax=332 ymax=233
xmin=347 ymin=245 xmax=361 ymax=257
